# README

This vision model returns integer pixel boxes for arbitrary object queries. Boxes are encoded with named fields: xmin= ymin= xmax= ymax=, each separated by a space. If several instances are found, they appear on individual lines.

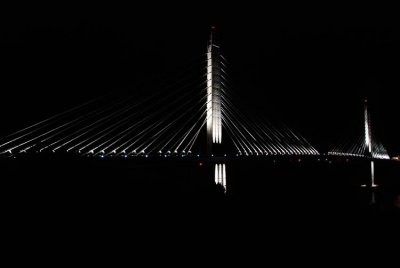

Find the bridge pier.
xmin=370 ymin=160 xmax=377 ymax=187
xmin=361 ymin=160 xmax=378 ymax=188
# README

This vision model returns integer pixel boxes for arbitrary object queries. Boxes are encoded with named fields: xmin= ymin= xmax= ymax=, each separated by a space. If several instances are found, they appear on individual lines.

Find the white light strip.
xmin=214 ymin=163 xmax=226 ymax=192
xmin=219 ymin=164 xmax=222 ymax=184
xmin=207 ymin=51 xmax=213 ymax=147
xmin=214 ymin=164 xmax=218 ymax=184
xmin=222 ymin=164 xmax=226 ymax=189
xmin=364 ymin=102 xmax=372 ymax=153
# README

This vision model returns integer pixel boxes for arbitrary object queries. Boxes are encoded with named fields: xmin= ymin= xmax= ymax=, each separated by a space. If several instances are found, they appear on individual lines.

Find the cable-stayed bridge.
xmin=0 ymin=28 xmax=318 ymax=158
xmin=0 ymin=27 xmax=393 ymax=191
xmin=328 ymin=98 xmax=389 ymax=160
xmin=328 ymin=98 xmax=390 ymax=188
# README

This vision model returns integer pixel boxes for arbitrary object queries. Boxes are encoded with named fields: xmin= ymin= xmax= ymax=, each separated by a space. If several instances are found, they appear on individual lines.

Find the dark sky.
xmin=1 ymin=4 xmax=399 ymax=156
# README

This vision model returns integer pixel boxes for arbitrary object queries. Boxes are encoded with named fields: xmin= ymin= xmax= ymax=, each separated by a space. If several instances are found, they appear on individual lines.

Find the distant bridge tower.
xmin=363 ymin=98 xmax=378 ymax=188
xmin=206 ymin=26 xmax=222 ymax=155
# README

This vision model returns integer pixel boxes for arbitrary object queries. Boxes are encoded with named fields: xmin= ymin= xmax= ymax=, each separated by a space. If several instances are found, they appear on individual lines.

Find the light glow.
xmin=214 ymin=163 xmax=226 ymax=192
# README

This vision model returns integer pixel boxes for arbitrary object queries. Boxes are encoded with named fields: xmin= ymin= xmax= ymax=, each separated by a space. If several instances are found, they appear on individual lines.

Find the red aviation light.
xmin=211 ymin=25 xmax=216 ymax=30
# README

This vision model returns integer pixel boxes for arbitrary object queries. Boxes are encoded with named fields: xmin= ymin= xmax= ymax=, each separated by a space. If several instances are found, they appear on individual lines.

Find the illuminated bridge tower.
xmin=206 ymin=26 xmax=222 ymax=155
xmin=206 ymin=26 xmax=226 ymax=192
xmin=363 ymin=98 xmax=377 ymax=188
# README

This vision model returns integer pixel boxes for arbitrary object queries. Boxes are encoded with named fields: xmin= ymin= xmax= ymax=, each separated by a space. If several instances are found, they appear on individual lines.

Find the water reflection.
xmin=215 ymin=163 xmax=226 ymax=193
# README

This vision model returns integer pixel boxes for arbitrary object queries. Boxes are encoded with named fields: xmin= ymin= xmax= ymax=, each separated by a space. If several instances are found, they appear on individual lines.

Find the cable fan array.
xmin=0 ymin=55 xmax=210 ymax=157
xmin=328 ymin=102 xmax=389 ymax=160
xmin=328 ymin=134 xmax=389 ymax=160
xmin=0 ymin=52 xmax=320 ymax=158
xmin=217 ymin=56 xmax=319 ymax=156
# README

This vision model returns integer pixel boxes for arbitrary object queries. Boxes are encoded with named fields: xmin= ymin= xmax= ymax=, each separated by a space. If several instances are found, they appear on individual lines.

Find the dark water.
xmin=2 ymin=155 xmax=399 ymax=216
xmin=2 ymin=155 xmax=399 ymax=248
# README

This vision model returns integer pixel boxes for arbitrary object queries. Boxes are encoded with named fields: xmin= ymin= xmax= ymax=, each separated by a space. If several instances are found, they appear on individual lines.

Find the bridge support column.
xmin=206 ymin=26 xmax=222 ymax=156
xmin=370 ymin=160 xmax=377 ymax=187
xmin=207 ymin=27 xmax=226 ymax=194
xmin=362 ymin=98 xmax=378 ymax=188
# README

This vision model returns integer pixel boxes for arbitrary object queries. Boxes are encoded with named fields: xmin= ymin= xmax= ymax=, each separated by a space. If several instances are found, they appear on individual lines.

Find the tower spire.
xmin=364 ymin=97 xmax=372 ymax=155
xmin=206 ymin=26 xmax=222 ymax=155
xmin=363 ymin=97 xmax=377 ymax=188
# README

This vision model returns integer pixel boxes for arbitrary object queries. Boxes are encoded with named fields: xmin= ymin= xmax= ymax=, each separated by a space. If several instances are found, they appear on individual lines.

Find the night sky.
xmin=1 ymin=5 xmax=399 ymax=156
